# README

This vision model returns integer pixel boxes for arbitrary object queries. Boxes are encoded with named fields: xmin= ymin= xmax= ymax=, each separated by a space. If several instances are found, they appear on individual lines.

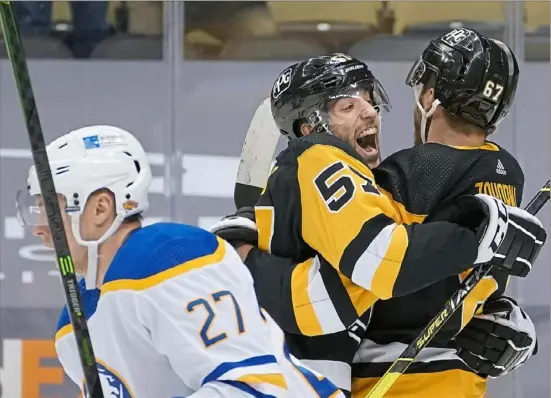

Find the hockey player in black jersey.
xmin=209 ymin=30 xmax=546 ymax=397
xmin=351 ymin=29 xmax=535 ymax=397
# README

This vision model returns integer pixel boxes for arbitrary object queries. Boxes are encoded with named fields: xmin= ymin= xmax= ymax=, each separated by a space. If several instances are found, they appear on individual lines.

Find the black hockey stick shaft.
xmin=366 ymin=179 xmax=550 ymax=398
xmin=0 ymin=2 xmax=103 ymax=397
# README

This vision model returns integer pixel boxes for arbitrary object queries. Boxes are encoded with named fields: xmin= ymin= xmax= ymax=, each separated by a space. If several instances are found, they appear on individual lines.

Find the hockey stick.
xmin=0 ymin=2 xmax=104 ymax=397
xmin=366 ymin=179 xmax=551 ymax=398
xmin=234 ymin=97 xmax=281 ymax=208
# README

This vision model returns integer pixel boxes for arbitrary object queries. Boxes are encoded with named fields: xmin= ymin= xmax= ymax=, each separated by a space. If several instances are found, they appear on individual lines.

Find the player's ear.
xmin=91 ymin=190 xmax=116 ymax=225
xmin=300 ymin=123 xmax=313 ymax=136
xmin=421 ymin=87 xmax=436 ymax=111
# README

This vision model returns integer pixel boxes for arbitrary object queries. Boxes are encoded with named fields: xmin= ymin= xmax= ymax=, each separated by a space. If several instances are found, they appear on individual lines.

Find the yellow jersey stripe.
xmin=450 ymin=142 xmax=499 ymax=151
xmin=255 ymin=206 xmax=275 ymax=252
xmin=236 ymin=373 xmax=288 ymax=389
xmin=101 ymin=236 xmax=226 ymax=296
xmin=371 ymin=224 xmax=409 ymax=300
xmin=458 ymin=268 xmax=498 ymax=328
xmin=338 ymin=272 xmax=378 ymax=317
xmin=353 ymin=368 xmax=486 ymax=398
xmin=55 ymin=323 xmax=73 ymax=341
xmin=291 ymin=258 xmax=323 ymax=336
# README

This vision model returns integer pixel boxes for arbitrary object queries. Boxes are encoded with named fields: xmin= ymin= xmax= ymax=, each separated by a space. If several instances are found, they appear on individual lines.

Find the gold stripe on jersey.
xmin=291 ymin=258 xmax=323 ymax=336
xmin=450 ymin=142 xmax=499 ymax=151
xmin=287 ymin=255 xmax=378 ymax=335
xmin=337 ymin=272 xmax=378 ymax=316
xmin=100 ymin=238 xmax=226 ymax=296
xmin=475 ymin=181 xmax=517 ymax=207
xmin=256 ymin=206 xmax=275 ymax=252
xmin=260 ymin=166 xmax=279 ymax=197
xmin=237 ymin=373 xmax=288 ymax=389
xmin=288 ymin=253 xmax=376 ymax=336
xmin=352 ymin=370 xmax=486 ymax=398
xmin=458 ymin=268 xmax=498 ymax=328
xmin=370 ymin=225 xmax=408 ymax=299
xmin=55 ymin=323 xmax=72 ymax=341
xmin=296 ymin=144 xmax=409 ymax=300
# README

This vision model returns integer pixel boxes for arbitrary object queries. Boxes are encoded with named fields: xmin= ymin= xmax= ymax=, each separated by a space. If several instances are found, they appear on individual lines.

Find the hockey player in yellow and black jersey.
xmin=209 ymin=33 xmax=547 ymax=397
xmin=346 ymin=29 xmax=537 ymax=398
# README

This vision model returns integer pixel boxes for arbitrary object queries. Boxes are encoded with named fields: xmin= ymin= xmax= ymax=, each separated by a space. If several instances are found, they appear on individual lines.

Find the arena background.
xmin=0 ymin=1 xmax=548 ymax=397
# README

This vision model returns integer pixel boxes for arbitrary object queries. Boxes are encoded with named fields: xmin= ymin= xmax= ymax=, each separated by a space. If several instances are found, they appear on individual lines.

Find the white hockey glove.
xmin=450 ymin=194 xmax=546 ymax=277
xmin=455 ymin=297 xmax=537 ymax=378
xmin=207 ymin=207 xmax=258 ymax=248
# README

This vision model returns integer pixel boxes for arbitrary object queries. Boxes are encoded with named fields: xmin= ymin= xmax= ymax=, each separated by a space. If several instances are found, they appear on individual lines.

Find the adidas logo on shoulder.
xmin=496 ymin=159 xmax=507 ymax=175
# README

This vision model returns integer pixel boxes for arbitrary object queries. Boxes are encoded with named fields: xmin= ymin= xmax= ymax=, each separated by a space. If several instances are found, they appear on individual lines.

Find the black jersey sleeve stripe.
xmin=339 ymin=213 xmax=395 ymax=279
xmin=318 ymin=257 xmax=362 ymax=327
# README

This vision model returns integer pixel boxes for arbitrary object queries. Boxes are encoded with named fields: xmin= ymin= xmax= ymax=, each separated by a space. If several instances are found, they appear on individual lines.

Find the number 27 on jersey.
xmin=187 ymin=290 xmax=246 ymax=348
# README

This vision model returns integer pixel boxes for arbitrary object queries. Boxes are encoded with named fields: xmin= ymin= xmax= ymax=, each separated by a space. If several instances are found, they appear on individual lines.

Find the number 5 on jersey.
xmin=187 ymin=290 xmax=245 ymax=348
xmin=314 ymin=161 xmax=380 ymax=212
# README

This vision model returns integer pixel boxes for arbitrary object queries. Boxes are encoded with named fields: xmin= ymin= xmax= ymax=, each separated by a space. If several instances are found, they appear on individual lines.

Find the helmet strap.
xmin=71 ymin=212 xmax=126 ymax=290
xmin=414 ymin=84 xmax=440 ymax=143
xmin=375 ymin=116 xmax=383 ymax=164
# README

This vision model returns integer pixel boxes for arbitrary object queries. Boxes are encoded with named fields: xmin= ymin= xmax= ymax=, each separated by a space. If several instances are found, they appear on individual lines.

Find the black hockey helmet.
xmin=406 ymin=28 xmax=519 ymax=135
xmin=270 ymin=53 xmax=391 ymax=139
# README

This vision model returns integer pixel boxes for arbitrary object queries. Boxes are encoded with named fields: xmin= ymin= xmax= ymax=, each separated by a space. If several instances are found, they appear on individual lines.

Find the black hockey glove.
xmin=207 ymin=207 xmax=258 ymax=248
xmin=449 ymin=194 xmax=546 ymax=277
xmin=455 ymin=297 xmax=537 ymax=378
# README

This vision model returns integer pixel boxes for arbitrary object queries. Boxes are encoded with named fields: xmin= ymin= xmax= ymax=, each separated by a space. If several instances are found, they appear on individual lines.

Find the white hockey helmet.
xmin=17 ymin=125 xmax=152 ymax=289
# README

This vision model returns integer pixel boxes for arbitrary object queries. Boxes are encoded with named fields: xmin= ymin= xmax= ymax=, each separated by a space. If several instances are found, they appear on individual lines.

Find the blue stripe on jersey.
xmin=283 ymin=344 xmax=342 ymax=398
xmin=103 ymin=223 xmax=219 ymax=284
xmin=56 ymin=278 xmax=101 ymax=333
xmin=220 ymin=380 xmax=276 ymax=398
xmin=202 ymin=354 xmax=278 ymax=385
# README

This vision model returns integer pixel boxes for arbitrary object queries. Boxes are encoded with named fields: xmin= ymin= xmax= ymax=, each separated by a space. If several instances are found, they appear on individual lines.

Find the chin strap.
xmin=376 ymin=116 xmax=383 ymax=164
xmin=71 ymin=212 xmax=126 ymax=290
xmin=414 ymin=84 xmax=440 ymax=143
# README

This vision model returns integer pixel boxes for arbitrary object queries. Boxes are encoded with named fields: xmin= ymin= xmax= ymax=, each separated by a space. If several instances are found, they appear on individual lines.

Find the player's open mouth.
xmin=356 ymin=128 xmax=378 ymax=158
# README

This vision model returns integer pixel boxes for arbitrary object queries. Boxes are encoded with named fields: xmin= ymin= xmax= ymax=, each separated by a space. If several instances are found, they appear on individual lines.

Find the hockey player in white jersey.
xmin=16 ymin=125 xmax=345 ymax=398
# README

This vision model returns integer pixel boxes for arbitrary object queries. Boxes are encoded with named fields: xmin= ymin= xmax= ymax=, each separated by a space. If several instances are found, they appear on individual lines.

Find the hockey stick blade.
xmin=234 ymin=97 xmax=281 ymax=208
xmin=0 ymin=2 xmax=103 ymax=397
xmin=366 ymin=179 xmax=550 ymax=398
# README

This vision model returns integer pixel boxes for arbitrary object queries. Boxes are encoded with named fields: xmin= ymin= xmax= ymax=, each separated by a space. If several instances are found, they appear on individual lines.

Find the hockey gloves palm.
xmin=208 ymin=207 xmax=258 ymax=248
xmin=451 ymin=194 xmax=546 ymax=277
xmin=455 ymin=297 xmax=536 ymax=378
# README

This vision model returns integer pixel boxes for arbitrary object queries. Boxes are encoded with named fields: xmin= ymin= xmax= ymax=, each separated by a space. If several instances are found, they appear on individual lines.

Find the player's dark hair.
xmin=293 ymin=118 xmax=308 ymax=138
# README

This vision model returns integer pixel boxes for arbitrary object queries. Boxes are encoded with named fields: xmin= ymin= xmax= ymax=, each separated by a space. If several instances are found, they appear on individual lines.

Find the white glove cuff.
xmin=208 ymin=217 xmax=258 ymax=234
xmin=473 ymin=194 xmax=509 ymax=264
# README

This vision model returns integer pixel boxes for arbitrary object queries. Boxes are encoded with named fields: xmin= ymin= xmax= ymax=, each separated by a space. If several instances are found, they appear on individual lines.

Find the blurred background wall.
xmin=0 ymin=2 xmax=548 ymax=397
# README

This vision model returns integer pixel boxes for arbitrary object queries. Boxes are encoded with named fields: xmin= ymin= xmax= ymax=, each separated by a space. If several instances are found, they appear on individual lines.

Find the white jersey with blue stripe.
xmin=54 ymin=222 xmax=344 ymax=397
